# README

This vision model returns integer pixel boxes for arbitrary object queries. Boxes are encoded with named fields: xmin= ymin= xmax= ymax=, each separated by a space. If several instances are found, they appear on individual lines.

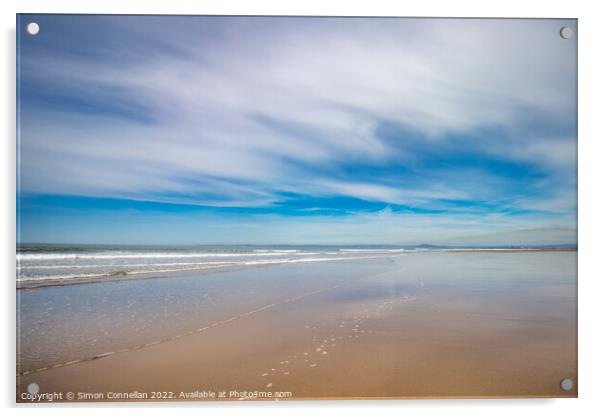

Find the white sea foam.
xmin=16 ymin=253 xmax=402 ymax=285
xmin=17 ymin=251 xmax=319 ymax=261
xmin=17 ymin=261 xmax=236 ymax=270
xmin=339 ymin=249 xmax=406 ymax=253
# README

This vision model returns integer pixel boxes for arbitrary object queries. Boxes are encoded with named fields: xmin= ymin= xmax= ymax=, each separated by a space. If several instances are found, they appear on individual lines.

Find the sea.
xmin=16 ymin=244 xmax=408 ymax=287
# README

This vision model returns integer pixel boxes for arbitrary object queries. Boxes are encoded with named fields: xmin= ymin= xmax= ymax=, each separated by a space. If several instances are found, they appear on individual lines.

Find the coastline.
xmin=17 ymin=251 xmax=577 ymax=401
xmin=16 ymin=248 xmax=576 ymax=290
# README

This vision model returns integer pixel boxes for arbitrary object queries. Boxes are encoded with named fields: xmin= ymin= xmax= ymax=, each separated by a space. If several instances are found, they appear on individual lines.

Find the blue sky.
xmin=17 ymin=15 xmax=577 ymax=245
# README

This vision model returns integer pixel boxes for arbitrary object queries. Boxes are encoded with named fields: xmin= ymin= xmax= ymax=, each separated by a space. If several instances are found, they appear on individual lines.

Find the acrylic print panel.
xmin=16 ymin=15 xmax=577 ymax=402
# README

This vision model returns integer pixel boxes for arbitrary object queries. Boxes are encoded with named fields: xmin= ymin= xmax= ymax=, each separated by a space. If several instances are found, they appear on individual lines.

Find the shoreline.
xmin=16 ymin=254 xmax=399 ymax=290
xmin=15 ymin=249 xmax=575 ymax=290
xmin=17 ymin=252 xmax=577 ymax=401
xmin=18 ymin=284 xmax=343 ymax=378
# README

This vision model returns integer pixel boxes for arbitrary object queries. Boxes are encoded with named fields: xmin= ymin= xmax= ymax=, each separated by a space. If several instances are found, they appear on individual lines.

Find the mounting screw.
xmin=26 ymin=22 xmax=40 ymax=36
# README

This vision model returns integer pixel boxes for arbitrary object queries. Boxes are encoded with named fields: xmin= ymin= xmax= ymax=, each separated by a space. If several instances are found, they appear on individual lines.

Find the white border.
xmin=2 ymin=1 xmax=601 ymax=415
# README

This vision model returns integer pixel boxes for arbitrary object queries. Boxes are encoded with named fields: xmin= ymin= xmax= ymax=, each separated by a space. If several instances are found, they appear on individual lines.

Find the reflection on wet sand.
xmin=17 ymin=251 xmax=576 ymax=401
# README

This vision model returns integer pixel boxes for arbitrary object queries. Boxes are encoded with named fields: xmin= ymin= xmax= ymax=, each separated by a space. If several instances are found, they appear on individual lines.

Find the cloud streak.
xmin=17 ymin=15 xmax=577 ymax=244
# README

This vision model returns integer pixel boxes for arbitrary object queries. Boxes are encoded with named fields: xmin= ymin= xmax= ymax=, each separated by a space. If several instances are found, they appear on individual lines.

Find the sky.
xmin=17 ymin=15 xmax=577 ymax=246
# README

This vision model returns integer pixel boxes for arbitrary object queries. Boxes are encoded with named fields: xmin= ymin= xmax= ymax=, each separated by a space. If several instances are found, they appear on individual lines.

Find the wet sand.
xmin=16 ymin=251 xmax=577 ymax=401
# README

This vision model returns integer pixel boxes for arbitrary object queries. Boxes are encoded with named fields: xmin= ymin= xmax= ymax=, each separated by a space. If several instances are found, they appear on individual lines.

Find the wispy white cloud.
xmin=18 ymin=16 xmax=577 ymax=244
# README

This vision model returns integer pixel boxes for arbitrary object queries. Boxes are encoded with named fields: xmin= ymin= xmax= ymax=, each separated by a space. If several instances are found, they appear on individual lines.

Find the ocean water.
xmin=16 ymin=244 xmax=407 ymax=286
xmin=16 ymin=251 xmax=576 ymax=385
xmin=17 ymin=255 xmax=399 ymax=375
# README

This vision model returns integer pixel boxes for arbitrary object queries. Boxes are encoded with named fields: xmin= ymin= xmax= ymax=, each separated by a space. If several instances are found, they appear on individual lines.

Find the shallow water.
xmin=17 ymin=251 xmax=577 ymax=399
xmin=16 ymin=245 xmax=406 ymax=286
xmin=17 ymin=256 xmax=397 ymax=374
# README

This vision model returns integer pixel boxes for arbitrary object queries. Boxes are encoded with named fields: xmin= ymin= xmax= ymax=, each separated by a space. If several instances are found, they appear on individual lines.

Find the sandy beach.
xmin=16 ymin=251 xmax=577 ymax=401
